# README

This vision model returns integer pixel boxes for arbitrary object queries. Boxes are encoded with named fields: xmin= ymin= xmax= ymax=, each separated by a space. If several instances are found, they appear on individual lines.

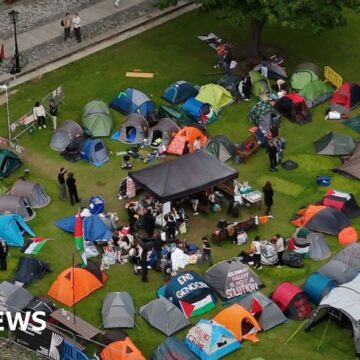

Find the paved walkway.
xmin=0 ymin=338 xmax=47 ymax=359
xmin=0 ymin=0 xmax=197 ymax=87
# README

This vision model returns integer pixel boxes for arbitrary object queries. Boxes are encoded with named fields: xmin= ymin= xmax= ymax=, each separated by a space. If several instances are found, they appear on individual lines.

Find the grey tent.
xmin=140 ymin=297 xmax=190 ymax=336
xmin=305 ymin=275 xmax=360 ymax=355
xmin=203 ymin=258 xmax=264 ymax=300
xmin=0 ymin=195 xmax=35 ymax=221
xmin=253 ymin=63 xmax=287 ymax=80
xmin=111 ymin=113 xmax=149 ymax=145
xmin=10 ymin=179 xmax=50 ymax=209
xmin=314 ymin=132 xmax=355 ymax=156
xmin=101 ymin=292 xmax=135 ymax=329
xmin=236 ymin=291 xmax=287 ymax=331
xmin=143 ymin=118 xmax=179 ymax=148
xmin=205 ymin=135 xmax=237 ymax=162
xmin=129 ymin=150 xmax=238 ymax=202
xmin=0 ymin=281 xmax=33 ymax=315
xmin=334 ymin=142 xmax=360 ymax=180
xmin=260 ymin=241 xmax=278 ymax=266
xmin=307 ymin=232 xmax=331 ymax=260
xmin=50 ymin=120 xmax=84 ymax=151
xmin=150 ymin=336 xmax=199 ymax=360
xmin=82 ymin=100 xmax=113 ymax=137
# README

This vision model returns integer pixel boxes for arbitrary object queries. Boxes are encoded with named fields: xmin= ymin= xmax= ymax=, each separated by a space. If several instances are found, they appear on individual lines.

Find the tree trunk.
xmin=251 ymin=18 xmax=267 ymax=56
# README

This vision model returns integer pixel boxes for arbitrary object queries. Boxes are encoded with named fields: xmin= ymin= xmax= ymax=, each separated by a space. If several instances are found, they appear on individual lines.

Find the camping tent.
xmin=322 ymin=189 xmax=360 ymax=218
xmin=217 ymin=75 xmax=241 ymax=97
xmin=182 ymin=97 xmax=217 ymax=125
xmin=275 ymin=93 xmax=312 ymax=124
xmin=184 ymin=319 xmax=241 ymax=360
xmin=0 ymin=281 xmax=33 ymax=315
xmin=48 ymin=265 xmax=107 ymax=306
xmin=271 ymin=282 xmax=312 ymax=320
xmin=143 ymin=118 xmax=179 ymax=148
xmin=81 ymin=138 xmax=109 ymax=167
xmin=50 ymin=120 xmax=84 ymax=151
xmin=290 ymin=62 xmax=320 ymax=91
xmin=249 ymin=71 xmax=272 ymax=96
xmin=164 ymin=271 xmax=216 ymax=318
xmin=129 ymin=150 xmax=238 ymax=202
xmin=291 ymin=205 xmax=350 ymax=235
xmin=303 ymin=272 xmax=336 ymax=304
xmin=330 ymin=82 xmax=360 ymax=113
xmin=111 ymin=114 xmax=149 ymax=145
xmin=82 ymin=100 xmax=113 ymax=137
xmin=308 ymin=232 xmax=331 ymax=260
xmin=158 ymin=104 xmax=193 ymax=127
xmin=100 ymin=330 xmax=145 ymax=360
xmin=25 ymin=297 xmax=56 ymax=318
xmin=0 ymin=149 xmax=22 ymax=178
xmin=300 ymin=80 xmax=334 ymax=108
xmin=344 ymin=115 xmax=360 ymax=134
xmin=314 ymin=132 xmax=355 ymax=156
xmin=305 ymin=275 xmax=360 ymax=355
xmin=0 ymin=214 xmax=35 ymax=247
xmin=162 ymin=80 xmax=198 ymax=104
xmin=334 ymin=142 xmax=360 ymax=180
xmin=11 ymin=179 xmax=50 ymax=208
xmin=60 ymin=135 xmax=86 ymax=162
xmin=12 ymin=256 xmax=51 ymax=287
xmin=213 ymin=304 xmax=261 ymax=341
xmin=54 ymin=214 xmax=113 ymax=242
xmin=110 ymin=88 xmax=155 ymax=119
xmin=205 ymin=135 xmax=236 ymax=162
xmin=248 ymin=100 xmax=280 ymax=131
xmin=203 ymin=258 xmax=264 ymax=300
xmin=195 ymin=84 xmax=234 ymax=113
xmin=140 ymin=297 xmax=190 ymax=336
xmin=150 ymin=336 xmax=199 ymax=360
xmin=167 ymin=125 xmax=208 ymax=155
xmin=236 ymin=291 xmax=287 ymax=331
xmin=253 ymin=63 xmax=287 ymax=80
xmin=102 ymin=292 xmax=135 ymax=329
xmin=0 ymin=195 xmax=35 ymax=221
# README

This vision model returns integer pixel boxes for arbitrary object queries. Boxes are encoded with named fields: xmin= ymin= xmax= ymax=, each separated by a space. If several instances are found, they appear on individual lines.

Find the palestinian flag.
xmin=24 ymin=240 xmax=47 ymax=255
xmin=179 ymin=294 xmax=215 ymax=318
xmin=74 ymin=211 xmax=87 ymax=267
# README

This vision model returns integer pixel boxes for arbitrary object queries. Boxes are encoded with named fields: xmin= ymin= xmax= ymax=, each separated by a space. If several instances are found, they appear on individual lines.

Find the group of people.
xmin=62 ymin=12 xmax=82 ymax=43
xmin=57 ymin=167 xmax=81 ymax=205
xmin=33 ymin=99 xmax=58 ymax=131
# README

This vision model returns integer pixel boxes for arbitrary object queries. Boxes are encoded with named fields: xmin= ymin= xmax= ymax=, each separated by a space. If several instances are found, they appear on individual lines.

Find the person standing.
xmin=0 ymin=240 xmax=8 ymax=271
xmin=223 ymin=48 xmax=233 ymax=75
xmin=274 ymin=234 xmax=285 ymax=267
xmin=63 ymin=12 xmax=72 ymax=41
xmin=199 ymin=236 xmax=213 ymax=267
xmin=66 ymin=172 xmax=80 ymax=205
xmin=260 ymin=56 xmax=268 ymax=78
xmin=72 ymin=13 xmax=82 ymax=43
xmin=165 ymin=215 xmax=177 ymax=242
xmin=251 ymin=236 xmax=262 ymax=270
xmin=49 ymin=99 xmax=58 ymax=131
xmin=140 ymin=248 xmax=149 ymax=282
xmin=57 ymin=167 xmax=67 ymax=201
xmin=33 ymin=102 xmax=46 ymax=130
xmin=143 ymin=209 xmax=155 ymax=238
xmin=267 ymin=140 xmax=278 ymax=171
xmin=263 ymin=181 xmax=274 ymax=215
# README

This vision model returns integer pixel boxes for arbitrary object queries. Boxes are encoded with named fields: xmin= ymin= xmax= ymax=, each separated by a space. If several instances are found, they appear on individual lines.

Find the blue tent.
xmin=162 ymin=80 xmax=198 ymax=104
xmin=185 ymin=319 xmax=241 ymax=360
xmin=0 ymin=214 xmax=35 ymax=247
xmin=109 ymin=88 xmax=155 ymax=119
xmin=182 ymin=97 xmax=217 ymax=125
xmin=54 ymin=215 xmax=113 ymax=242
xmin=303 ymin=272 xmax=336 ymax=304
xmin=81 ymin=139 xmax=109 ymax=167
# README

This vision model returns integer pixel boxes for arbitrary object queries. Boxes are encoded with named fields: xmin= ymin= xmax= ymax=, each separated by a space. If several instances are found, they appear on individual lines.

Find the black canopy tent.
xmin=128 ymin=150 xmax=238 ymax=202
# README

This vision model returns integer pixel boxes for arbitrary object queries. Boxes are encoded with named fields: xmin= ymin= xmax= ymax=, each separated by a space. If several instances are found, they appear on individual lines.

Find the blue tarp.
xmin=0 ymin=214 xmax=35 ymax=247
xmin=54 ymin=215 xmax=112 ymax=242
xmin=303 ymin=272 xmax=336 ymax=304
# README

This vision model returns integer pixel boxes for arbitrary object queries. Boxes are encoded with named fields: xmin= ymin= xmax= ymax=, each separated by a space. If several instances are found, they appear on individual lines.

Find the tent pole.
xmin=285 ymin=320 xmax=306 ymax=344
xmin=316 ymin=313 xmax=332 ymax=352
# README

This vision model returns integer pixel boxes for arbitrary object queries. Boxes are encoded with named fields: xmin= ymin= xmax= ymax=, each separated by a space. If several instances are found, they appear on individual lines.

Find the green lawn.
xmin=1 ymin=8 xmax=360 ymax=360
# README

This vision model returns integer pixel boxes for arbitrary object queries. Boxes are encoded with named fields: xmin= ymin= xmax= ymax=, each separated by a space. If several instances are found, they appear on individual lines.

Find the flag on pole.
xmin=74 ymin=211 xmax=87 ymax=267
xmin=0 ymin=44 xmax=4 ymax=65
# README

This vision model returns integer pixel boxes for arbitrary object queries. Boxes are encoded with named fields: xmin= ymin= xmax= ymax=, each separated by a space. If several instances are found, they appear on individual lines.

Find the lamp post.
xmin=0 ymin=85 xmax=11 ymax=141
xmin=8 ymin=10 xmax=21 ymax=74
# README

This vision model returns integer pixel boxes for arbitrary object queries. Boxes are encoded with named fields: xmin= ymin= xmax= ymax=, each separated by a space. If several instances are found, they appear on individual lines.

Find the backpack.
xmin=60 ymin=19 xmax=64 ymax=27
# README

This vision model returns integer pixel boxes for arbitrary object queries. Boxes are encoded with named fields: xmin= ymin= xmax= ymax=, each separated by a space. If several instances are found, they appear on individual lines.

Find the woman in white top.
xmin=72 ymin=13 xmax=81 ymax=43
xmin=33 ymin=102 xmax=46 ymax=129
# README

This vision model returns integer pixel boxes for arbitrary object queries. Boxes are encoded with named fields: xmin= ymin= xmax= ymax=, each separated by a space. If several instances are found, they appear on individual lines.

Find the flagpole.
xmin=72 ymin=252 xmax=76 ymax=324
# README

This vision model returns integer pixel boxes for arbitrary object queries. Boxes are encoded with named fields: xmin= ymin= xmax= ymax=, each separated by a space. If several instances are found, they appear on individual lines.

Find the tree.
xmin=155 ymin=0 xmax=360 ymax=56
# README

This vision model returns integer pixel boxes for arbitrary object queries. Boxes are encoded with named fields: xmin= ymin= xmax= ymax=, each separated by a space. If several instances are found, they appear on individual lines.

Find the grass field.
xmin=1 ymin=7 xmax=360 ymax=360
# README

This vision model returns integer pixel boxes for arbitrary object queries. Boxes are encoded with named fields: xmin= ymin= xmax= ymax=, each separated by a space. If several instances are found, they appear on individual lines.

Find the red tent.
xmin=330 ymin=82 xmax=360 ymax=113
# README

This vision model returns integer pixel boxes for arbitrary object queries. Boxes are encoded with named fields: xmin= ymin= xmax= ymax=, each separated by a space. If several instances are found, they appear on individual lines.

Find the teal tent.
xmin=344 ymin=115 xmax=360 ymax=133
xmin=82 ymin=100 xmax=113 ymax=137
xmin=0 ymin=149 xmax=22 ymax=178
xmin=0 ymin=214 xmax=35 ymax=247
xmin=158 ymin=104 xmax=193 ymax=127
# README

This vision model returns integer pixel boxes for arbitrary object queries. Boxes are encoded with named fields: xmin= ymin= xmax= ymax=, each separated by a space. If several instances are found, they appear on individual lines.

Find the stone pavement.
xmin=0 ymin=0 xmax=197 ymax=87
xmin=0 ymin=337 xmax=47 ymax=359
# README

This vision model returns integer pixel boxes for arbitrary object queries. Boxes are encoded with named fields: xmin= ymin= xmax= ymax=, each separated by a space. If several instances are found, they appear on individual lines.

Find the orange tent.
xmin=339 ymin=226 xmax=358 ymax=245
xmin=48 ymin=267 xmax=105 ymax=307
xmin=291 ymin=205 xmax=327 ymax=227
xmin=213 ymin=304 xmax=261 ymax=342
xmin=100 ymin=338 xmax=146 ymax=360
xmin=167 ymin=126 xmax=207 ymax=155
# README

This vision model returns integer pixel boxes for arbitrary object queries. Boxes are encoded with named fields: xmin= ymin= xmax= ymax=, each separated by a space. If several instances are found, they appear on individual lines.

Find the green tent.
xmin=0 ymin=149 xmax=22 ymax=178
xmin=290 ymin=71 xmax=318 ymax=91
xmin=343 ymin=115 xmax=360 ymax=134
xmin=205 ymin=135 xmax=236 ymax=162
xmin=300 ymin=80 xmax=334 ymax=108
xmin=249 ymin=71 xmax=272 ymax=96
xmin=195 ymin=84 xmax=233 ymax=113
xmin=158 ymin=104 xmax=193 ymax=127
xmin=82 ymin=100 xmax=113 ymax=137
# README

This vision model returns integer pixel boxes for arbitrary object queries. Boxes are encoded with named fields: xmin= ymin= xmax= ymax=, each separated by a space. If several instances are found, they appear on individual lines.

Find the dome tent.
xmin=290 ymin=62 xmax=320 ymax=91
xmin=275 ymin=93 xmax=312 ymax=124
xmin=143 ymin=118 xmax=179 ymax=148
xmin=303 ymin=272 xmax=336 ymax=304
xmin=195 ymin=83 xmax=234 ymax=113
xmin=82 ymin=100 xmax=113 ymax=137
xmin=0 ymin=195 xmax=35 ymax=221
xmin=81 ymin=138 xmax=109 ymax=167
xmin=162 ymin=80 xmax=198 ymax=104
xmin=300 ymin=80 xmax=334 ymax=108
xmin=0 ymin=149 xmax=22 ymax=178
xmin=205 ymin=135 xmax=236 ymax=162
xmin=249 ymin=71 xmax=272 ymax=96
xmin=314 ymin=132 xmax=355 ymax=156
xmin=49 ymin=120 xmax=83 ymax=151
xmin=151 ymin=336 xmax=199 ymax=360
